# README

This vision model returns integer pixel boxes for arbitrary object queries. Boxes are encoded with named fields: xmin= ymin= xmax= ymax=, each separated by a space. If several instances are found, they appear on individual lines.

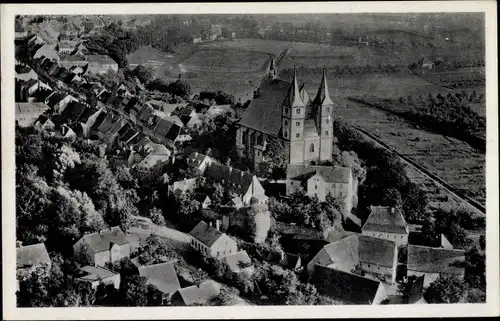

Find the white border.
xmin=2 ymin=1 xmax=498 ymax=319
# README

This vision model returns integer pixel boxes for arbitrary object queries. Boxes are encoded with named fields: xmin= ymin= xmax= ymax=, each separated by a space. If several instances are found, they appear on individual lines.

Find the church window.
xmin=284 ymin=120 xmax=288 ymax=126
xmin=324 ymin=130 xmax=329 ymax=136
xmin=257 ymin=135 xmax=262 ymax=145
xmin=285 ymin=107 xmax=289 ymax=114
xmin=325 ymin=119 xmax=329 ymax=124
xmin=296 ymin=121 xmax=300 ymax=126
xmin=296 ymin=133 xmax=300 ymax=138
xmin=309 ymin=144 xmax=315 ymax=152
xmin=284 ymin=132 xmax=288 ymax=138
xmin=326 ymin=107 xmax=330 ymax=113
xmin=257 ymin=151 xmax=260 ymax=156
xmin=242 ymin=134 xmax=247 ymax=144
xmin=315 ymin=185 xmax=318 ymax=190
xmin=296 ymin=109 xmax=300 ymax=114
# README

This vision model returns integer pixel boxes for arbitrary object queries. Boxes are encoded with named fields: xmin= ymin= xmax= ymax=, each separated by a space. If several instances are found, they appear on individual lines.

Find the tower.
xmin=312 ymin=66 xmax=334 ymax=162
xmin=282 ymin=66 xmax=306 ymax=164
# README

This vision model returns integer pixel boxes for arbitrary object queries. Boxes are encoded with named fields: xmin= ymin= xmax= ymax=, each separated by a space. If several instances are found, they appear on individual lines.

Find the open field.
xmin=335 ymin=102 xmax=485 ymax=207
xmin=180 ymin=48 xmax=271 ymax=72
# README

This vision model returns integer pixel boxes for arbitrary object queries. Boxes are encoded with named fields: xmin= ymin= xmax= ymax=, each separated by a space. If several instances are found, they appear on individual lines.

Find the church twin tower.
xmin=270 ymin=59 xmax=334 ymax=165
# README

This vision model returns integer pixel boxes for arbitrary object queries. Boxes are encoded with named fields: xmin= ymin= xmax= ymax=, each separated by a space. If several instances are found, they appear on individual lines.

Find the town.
xmin=14 ymin=13 xmax=486 ymax=307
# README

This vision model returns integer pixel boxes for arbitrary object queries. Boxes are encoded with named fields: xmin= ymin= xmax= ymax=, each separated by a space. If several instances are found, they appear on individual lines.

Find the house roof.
xmin=96 ymin=113 xmax=121 ymax=134
xmin=189 ymin=221 xmax=224 ymax=247
xmin=79 ymin=226 xmax=129 ymax=253
xmin=77 ymin=265 xmax=117 ymax=282
xmin=238 ymin=77 xmax=290 ymax=136
xmin=224 ymin=250 xmax=252 ymax=273
xmin=15 ymin=102 xmax=50 ymax=119
xmin=187 ymin=152 xmax=211 ymax=168
xmin=194 ymin=193 xmax=210 ymax=203
xmin=86 ymin=54 xmax=117 ymax=65
xmin=176 ymin=280 xmax=220 ymax=305
xmin=137 ymin=105 xmax=154 ymax=123
xmin=311 ymin=235 xmax=396 ymax=271
xmin=91 ymin=110 xmax=108 ymax=131
xmin=16 ymin=243 xmax=51 ymax=268
xmin=286 ymin=164 xmax=351 ymax=184
xmin=362 ymin=206 xmax=408 ymax=235
xmin=154 ymin=119 xmax=174 ymax=137
xmin=205 ymin=163 xmax=254 ymax=196
xmin=78 ymin=107 xmax=99 ymax=124
xmin=311 ymin=264 xmax=383 ymax=304
xmin=166 ymin=123 xmax=181 ymax=141
xmin=407 ymin=245 xmax=466 ymax=274
xmin=228 ymin=197 xmax=243 ymax=207
xmin=138 ymin=262 xmax=181 ymax=295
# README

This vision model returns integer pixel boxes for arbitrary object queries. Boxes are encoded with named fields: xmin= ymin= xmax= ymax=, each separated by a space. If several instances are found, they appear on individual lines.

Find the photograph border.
xmin=2 ymin=1 xmax=498 ymax=319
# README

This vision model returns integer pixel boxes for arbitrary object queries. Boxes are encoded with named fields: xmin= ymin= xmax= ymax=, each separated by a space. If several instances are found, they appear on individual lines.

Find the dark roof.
xmin=154 ymin=119 xmax=173 ymax=137
xmin=361 ymin=206 xmax=408 ymax=235
xmin=78 ymin=107 xmax=98 ymax=124
xmin=97 ymin=113 xmax=121 ymax=134
xmin=311 ymin=264 xmax=383 ymax=304
xmin=127 ymin=132 xmax=145 ymax=146
xmin=407 ymin=245 xmax=466 ymax=274
xmin=189 ymin=221 xmax=223 ymax=247
xmin=116 ymin=122 xmax=132 ymax=138
xmin=286 ymin=164 xmax=351 ymax=184
xmin=125 ymin=96 xmax=139 ymax=113
xmin=166 ymin=123 xmax=181 ymax=141
xmin=204 ymin=163 xmax=254 ymax=195
xmin=16 ymin=243 xmax=51 ymax=268
xmin=193 ymin=193 xmax=210 ymax=203
xmin=120 ymin=128 xmax=139 ymax=143
xmin=91 ymin=111 xmax=108 ymax=131
xmin=98 ymin=90 xmax=111 ymax=102
xmin=79 ymin=226 xmax=129 ymax=253
xmin=138 ymin=262 xmax=181 ymax=295
xmin=238 ymin=77 xmax=290 ymax=136
xmin=176 ymin=280 xmax=220 ymax=306
xmin=46 ymin=92 xmax=66 ymax=108
xmin=179 ymin=115 xmax=192 ymax=126
xmin=61 ymin=100 xmax=86 ymax=123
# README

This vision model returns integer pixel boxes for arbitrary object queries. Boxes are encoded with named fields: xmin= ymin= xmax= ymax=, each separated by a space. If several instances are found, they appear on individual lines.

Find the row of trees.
xmin=281 ymin=63 xmax=405 ymax=80
xmin=409 ymin=58 xmax=485 ymax=71
xmin=145 ymin=78 xmax=191 ymax=98
xmin=333 ymin=120 xmax=428 ymax=223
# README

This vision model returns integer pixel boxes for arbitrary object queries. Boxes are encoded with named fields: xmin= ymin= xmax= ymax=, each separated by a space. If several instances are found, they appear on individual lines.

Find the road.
xmin=130 ymin=215 xmax=191 ymax=244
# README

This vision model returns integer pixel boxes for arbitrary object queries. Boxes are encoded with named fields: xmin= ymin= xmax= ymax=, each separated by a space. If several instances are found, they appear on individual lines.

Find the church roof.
xmin=286 ymin=164 xmax=351 ymax=184
xmin=238 ymin=77 xmax=290 ymax=136
xmin=299 ymin=84 xmax=311 ymax=105
xmin=283 ymin=67 xmax=305 ymax=108
xmin=362 ymin=206 xmax=408 ymax=235
xmin=312 ymin=67 xmax=333 ymax=106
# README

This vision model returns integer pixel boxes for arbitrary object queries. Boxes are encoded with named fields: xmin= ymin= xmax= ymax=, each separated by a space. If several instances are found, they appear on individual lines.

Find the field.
xmin=179 ymin=48 xmax=271 ymax=72
xmin=335 ymin=102 xmax=485 ymax=207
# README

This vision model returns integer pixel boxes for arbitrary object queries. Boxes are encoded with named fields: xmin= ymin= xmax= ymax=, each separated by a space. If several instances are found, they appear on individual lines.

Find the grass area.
xmin=180 ymin=48 xmax=271 ymax=72
xmin=335 ymin=102 xmax=485 ymax=208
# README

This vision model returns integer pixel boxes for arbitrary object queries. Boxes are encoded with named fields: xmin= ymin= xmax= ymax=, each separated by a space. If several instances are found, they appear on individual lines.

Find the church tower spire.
xmin=288 ymin=66 xmax=305 ymax=108
xmin=267 ymin=57 xmax=277 ymax=79
xmin=313 ymin=66 xmax=333 ymax=106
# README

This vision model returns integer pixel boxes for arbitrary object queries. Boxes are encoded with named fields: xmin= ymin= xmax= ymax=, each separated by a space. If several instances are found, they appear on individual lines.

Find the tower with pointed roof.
xmin=267 ymin=57 xmax=277 ymax=80
xmin=312 ymin=67 xmax=334 ymax=162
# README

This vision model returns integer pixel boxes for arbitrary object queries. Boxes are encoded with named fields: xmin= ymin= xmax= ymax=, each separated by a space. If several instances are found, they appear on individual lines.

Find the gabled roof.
xmin=189 ymin=221 xmax=224 ymax=247
xmin=78 ymin=107 xmax=99 ymax=124
xmin=194 ymin=193 xmax=211 ymax=203
xmin=154 ymin=119 xmax=173 ymax=137
xmin=303 ymin=119 xmax=319 ymax=138
xmin=176 ymin=280 xmax=220 ymax=305
xmin=78 ymin=226 xmax=129 ymax=254
xmin=205 ymin=163 xmax=254 ymax=195
xmin=238 ymin=77 xmax=290 ymax=136
xmin=286 ymin=164 xmax=351 ymax=184
xmin=362 ymin=206 xmax=408 ymax=235
xmin=166 ymin=123 xmax=181 ymax=141
xmin=172 ymin=178 xmax=198 ymax=193
xmin=224 ymin=250 xmax=252 ymax=273
xmin=91 ymin=110 xmax=108 ymax=131
xmin=299 ymin=84 xmax=311 ymax=105
xmin=61 ymin=100 xmax=86 ymax=123
xmin=77 ymin=265 xmax=117 ymax=282
xmin=311 ymin=264 xmax=383 ymax=304
xmin=283 ymin=67 xmax=305 ymax=108
xmin=138 ymin=262 xmax=181 ymax=295
xmin=312 ymin=67 xmax=333 ymax=106
xmin=16 ymin=243 xmax=51 ymax=269
xmin=407 ymin=245 xmax=466 ymax=274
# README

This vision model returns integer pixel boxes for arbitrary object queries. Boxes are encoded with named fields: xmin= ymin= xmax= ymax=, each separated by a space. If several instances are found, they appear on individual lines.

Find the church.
xmin=236 ymin=59 xmax=334 ymax=170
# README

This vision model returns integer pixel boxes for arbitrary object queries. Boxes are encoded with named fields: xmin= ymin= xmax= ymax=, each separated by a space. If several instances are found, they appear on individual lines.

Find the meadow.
xmin=180 ymin=48 xmax=271 ymax=72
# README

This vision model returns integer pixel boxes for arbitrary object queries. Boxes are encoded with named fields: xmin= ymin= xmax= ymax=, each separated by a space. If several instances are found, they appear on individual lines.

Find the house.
xmin=171 ymin=178 xmax=198 ymax=196
xmin=166 ymin=115 xmax=184 ymax=127
xmin=310 ymin=264 xmax=387 ymax=305
xmin=33 ymin=43 xmax=59 ymax=61
xmin=15 ymin=102 xmax=50 ymax=127
xmin=266 ymin=251 xmax=302 ymax=272
xmin=187 ymin=153 xmax=267 ymax=206
xmin=250 ymin=194 xmax=269 ymax=206
xmin=194 ymin=193 xmax=212 ymax=209
xmin=73 ymin=226 xmax=132 ymax=267
xmin=226 ymin=197 xmax=243 ymax=209
xmin=60 ymin=100 xmax=87 ymax=124
xmin=76 ymin=107 xmax=104 ymax=138
xmin=176 ymin=128 xmax=193 ymax=144
xmin=86 ymin=55 xmax=119 ymax=74
xmin=57 ymin=40 xmax=80 ymax=55
xmin=181 ymin=114 xmax=204 ymax=129
xmin=35 ymin=22 xmax=60 ymax=44
xmin=76 ymin=265 xmax=121 ymax=289
xmin=15 ymin=68 xmax=39 ymax=82
xmin=189 ymin=220 xmax=238 ymax=259
xmin=34 ymin=115 xmax=56 ymax=131
xmin=171 ymin=280 xmax=221 ymax=306
xmin=361 ymin=206 xmax=409 ymax=246
xmin=286 ymin=164 xmax=354 ymax=218
xmin=224 ymin=250 xmax=253 ymax=274
xmin=407 ymin=245 xmax=466 ymax=287
xmin=59 ymin=55 xmax=88 ymax=68
xmin=16 ymin=242 xmax=52 ymax=276
xmin=419 ymin=57 xmax=434 ymax=70
xmin=45 ymin=92 xmax=79 ymax=114
xmin=126 ymin=45 xmax=174 ymax=70
xmin=17 ymin=78 xmax=49 ymax=102
xmin=136 ymin=261 xmax=181 ymax=298
xmin=61 ymin=124 xmax=77 ymax=140
xmin=307 ymin=234 xmax=398 ymax=285
xmin=134 ymin=143 xmax=172 ymax=172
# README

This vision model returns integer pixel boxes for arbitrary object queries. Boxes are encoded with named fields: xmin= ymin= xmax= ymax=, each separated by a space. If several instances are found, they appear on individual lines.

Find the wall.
xmin=289 ymin=139 xmax=305 ymax=165
xmin=94 ymin=251 xmax=109 ymax=267
xmin=362 ymin=230 xmax=408 ymax=247
xmin=372 ymin=283 xmax=388 ymax=305
xmin=191 ymin=238 xmax=211 ymax=256
xmin=307 ymin=175 xmax=326 ymax=201
xmin=360 ymin=262 xmax=394 ymax=283
xmin=103 ymin=274 xmax=121 ymax=289
xmin=286 ymin=179 xmax=303 ymax=195
xmin=211 ymin=234 xmax=237 ymax=259
xmin=110 ymin=243 xmax=131 ymax=263
xmin=303 ymin=136 xmax=320 ymax=164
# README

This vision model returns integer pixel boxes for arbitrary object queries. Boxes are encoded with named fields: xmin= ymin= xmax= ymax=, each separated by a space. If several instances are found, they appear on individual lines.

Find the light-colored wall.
xmin=110 ymin=243 xmax=131 ymax=263
xmin=303 ymin=137 xmax=320 ymax=164
xmin=94 ymin=251 xmax=109 ymax=267
xmin=407 ymin=271 xmax=440 ymax=288
xmin=102 ymin=274 xmax=121 ymax=289
xmin=289 ymin=140 xmax=305 ymax=165
xmin=372 ymin=283 xmax=387 ymax=305
xmin=210 ymin=234 xmax=238 ymax=259
xmin=362 ymin=231 xmax=408 ymax=247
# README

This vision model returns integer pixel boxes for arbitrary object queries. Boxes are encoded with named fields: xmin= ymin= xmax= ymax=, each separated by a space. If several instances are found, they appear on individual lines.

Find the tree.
xmin=424 ymin=274 xmax=468 ymax=303
xmin=133 ymin=65 xmax=154 ymax=84
xmin=167 ymin=79 xmax=191 ymax=97
xmin=260 ymin=138 xmax=288 ymax=180
xmin=148 ymin=207 xmax=166 ymax=226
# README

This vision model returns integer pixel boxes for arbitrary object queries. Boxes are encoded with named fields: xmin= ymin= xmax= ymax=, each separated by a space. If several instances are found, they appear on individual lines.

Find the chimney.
xmin=216 ymin=220 xmax=220 ymax=231
xmin=391 ymin=207 xmax=395 ymax=214
xmin=195 ymin=151 xmax=198 ymax=157
xmin=229 ymin=166 xmax=232 ymax=174
xmin=209 ymin=221 xmax=213 ymax=227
